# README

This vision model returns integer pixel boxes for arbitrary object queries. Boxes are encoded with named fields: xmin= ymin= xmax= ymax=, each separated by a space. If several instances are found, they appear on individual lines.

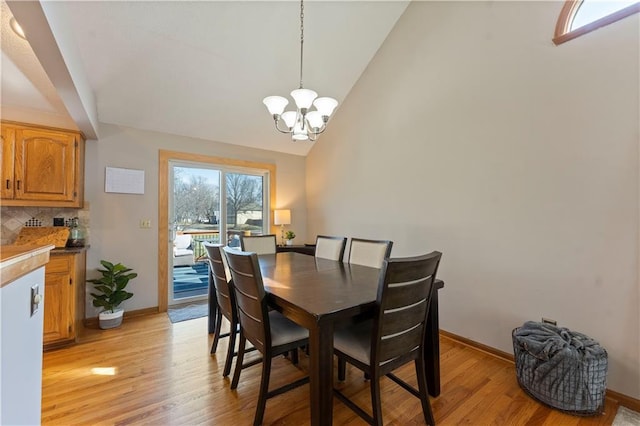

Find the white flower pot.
xmin=99 ymin=308 xmax=124 ymax=329
xmin=286 ymin=240 xmax=293 ymax=246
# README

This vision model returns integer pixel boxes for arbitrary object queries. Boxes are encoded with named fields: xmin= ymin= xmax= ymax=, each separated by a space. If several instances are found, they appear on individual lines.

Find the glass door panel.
xmin=224 ymin=173 xmax=264 ymax=248
xmin=225 ymin=173 xmax=266 ymax=247
xmin=170 ymin=164 xmax=221 ymax=304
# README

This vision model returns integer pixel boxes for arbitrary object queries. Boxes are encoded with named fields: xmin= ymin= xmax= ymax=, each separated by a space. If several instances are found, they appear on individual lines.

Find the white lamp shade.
xmin=291 ymin=88 xmax=318 ymax=109
xmin=281 ymin=111 xmax=297 ymax=129
xmin=306 ymin=111 xmax=324 ymax=130
xmin=292 ymin=120 xmax=309 ymax=140
xmin=263 ymin=96 xmax=289 ymax=115
xmin=274 ymin=209 xmax=291 ymax=225
xmin=313 ymin=97 xmax=338 ymax=117
xmin=292 ymin=132 xmax=309 ymax=141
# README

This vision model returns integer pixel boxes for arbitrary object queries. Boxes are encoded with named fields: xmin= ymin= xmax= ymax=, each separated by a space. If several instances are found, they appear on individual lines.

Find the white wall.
xmin=306 ymin=1 xmax=639 ymax=398
xmin=85 ymin=123 xmax=306 ymax=315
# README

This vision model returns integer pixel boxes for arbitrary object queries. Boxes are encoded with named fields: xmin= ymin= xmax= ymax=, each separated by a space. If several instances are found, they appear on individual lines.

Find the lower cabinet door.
xmin=43 ymin=257 xmax=74 ymax=345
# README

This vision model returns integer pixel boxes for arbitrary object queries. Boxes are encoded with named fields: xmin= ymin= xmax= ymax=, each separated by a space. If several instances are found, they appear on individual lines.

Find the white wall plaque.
xmin=105 ymin=167 xmax=145 ymax=194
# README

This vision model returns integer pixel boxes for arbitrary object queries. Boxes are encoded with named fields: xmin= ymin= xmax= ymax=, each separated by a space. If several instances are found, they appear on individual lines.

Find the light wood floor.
xmin=42 ymin=313 xmax=619 ymax=425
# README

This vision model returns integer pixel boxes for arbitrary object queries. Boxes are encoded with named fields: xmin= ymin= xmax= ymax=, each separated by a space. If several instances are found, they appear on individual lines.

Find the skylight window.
xmin=553 ymin=0 xmax=640 ymax=45
xmin=572 ymin=1 xmax=637 ymax=29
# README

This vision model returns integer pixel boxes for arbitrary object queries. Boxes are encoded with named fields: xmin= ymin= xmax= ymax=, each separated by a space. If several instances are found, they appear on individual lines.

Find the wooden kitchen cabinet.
xmin=1 ymin=126 xmax=15 ymax=199
xmin=0 ymin=121 xmax=85 ymax=207
xmin=43 ymin=251 xmax=86 ymax=349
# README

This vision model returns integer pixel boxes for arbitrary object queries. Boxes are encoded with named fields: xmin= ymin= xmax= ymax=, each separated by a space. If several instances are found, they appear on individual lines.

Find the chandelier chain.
xmin=262 ymin=0 xmax=338 ymax=142
xmin=299 ymin=0 xmax=304 ymax=89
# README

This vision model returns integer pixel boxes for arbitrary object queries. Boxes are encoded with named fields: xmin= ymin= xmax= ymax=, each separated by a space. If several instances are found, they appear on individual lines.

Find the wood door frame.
xmin=158 ymin=150 xmax=276 ymax=312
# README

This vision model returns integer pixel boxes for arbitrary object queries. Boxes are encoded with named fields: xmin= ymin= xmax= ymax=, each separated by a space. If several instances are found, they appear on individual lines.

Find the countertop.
xmin=51 ymin=246 xmax=89 ymax=254
xmin=0 ymin=244 xmax=55 ymax=288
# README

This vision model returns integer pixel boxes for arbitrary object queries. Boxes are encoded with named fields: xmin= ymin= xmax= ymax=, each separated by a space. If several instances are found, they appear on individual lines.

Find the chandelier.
xmin=262 ymin=0 xmax=338 ymax=142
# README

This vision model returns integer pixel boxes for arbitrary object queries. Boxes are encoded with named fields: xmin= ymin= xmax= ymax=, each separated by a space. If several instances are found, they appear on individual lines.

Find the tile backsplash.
xmin=0 ymin=204 xmax=90 ymax=245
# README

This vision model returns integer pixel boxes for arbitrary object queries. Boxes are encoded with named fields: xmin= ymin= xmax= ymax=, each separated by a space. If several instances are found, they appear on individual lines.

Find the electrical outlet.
xmin=542 ymin=317 xmax=557 ymax=326
xmin=139 ymin=219 xmax=151 ymax=229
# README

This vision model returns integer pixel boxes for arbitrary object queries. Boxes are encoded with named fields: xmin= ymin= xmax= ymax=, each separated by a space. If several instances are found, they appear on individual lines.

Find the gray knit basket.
xmin=512 ymin=321 xmax=607 ymax=416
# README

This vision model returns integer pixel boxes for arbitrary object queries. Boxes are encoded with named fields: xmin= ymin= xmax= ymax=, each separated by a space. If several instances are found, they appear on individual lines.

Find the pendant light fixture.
xmin=262 ymin=0 xmax=338 ymax=142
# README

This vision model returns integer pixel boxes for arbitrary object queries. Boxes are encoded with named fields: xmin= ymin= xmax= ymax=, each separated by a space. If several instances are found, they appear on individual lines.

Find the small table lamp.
xmin=274 ymin=209 xmax=291 ymax=246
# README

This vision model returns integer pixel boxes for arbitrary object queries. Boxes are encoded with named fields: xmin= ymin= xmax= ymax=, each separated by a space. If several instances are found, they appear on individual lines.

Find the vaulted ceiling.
xmin=1 ymin=1 xmax=409 ymax=156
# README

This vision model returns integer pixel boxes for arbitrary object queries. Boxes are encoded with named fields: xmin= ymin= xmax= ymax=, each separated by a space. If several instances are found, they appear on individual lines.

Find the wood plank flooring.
xmin=42 ymin=313 xmax=619 ymax=425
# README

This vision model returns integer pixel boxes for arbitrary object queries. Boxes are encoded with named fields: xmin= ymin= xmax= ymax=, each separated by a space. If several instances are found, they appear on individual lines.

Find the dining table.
xmin=256 ymin=252 xmax=445 ymax=426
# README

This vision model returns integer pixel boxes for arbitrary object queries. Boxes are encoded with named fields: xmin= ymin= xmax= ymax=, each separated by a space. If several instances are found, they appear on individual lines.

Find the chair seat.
xmin=269 ymin=311 xmax=309 ymax=348
xmin=334 ymin=319 xmax=373 ymax=366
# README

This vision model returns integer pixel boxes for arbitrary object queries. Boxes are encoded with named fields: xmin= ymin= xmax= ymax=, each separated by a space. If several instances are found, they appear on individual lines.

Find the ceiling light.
xmin=263 ymin=0 xmax=338 ymax=142
xmin=9 ymin=18 xmax=26 ymax=40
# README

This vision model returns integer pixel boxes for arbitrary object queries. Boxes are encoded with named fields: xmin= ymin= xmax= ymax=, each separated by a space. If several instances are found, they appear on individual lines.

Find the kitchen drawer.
xmin=46 ymin=256 xmax=71 ymax=274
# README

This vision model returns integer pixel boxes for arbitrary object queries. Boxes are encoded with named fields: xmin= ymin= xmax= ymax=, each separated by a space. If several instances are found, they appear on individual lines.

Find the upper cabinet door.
xmin=1 ymin=126 xmax=15 ymax=199
xmin=14 ymin=128 xmax=78 ymax=202
xmin=1 ymin=121 xmax=85 ymax=207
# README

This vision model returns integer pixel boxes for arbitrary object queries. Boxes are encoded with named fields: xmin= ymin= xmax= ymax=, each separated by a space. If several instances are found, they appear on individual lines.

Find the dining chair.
xmin=333 ymin=251 xmax=442 ymax=426
xmin=204 ymin=243 xmax=238 ymax=376
xmin=347 ymin=238 xmax=393 ymax=268
xmin=314 ymin=235 xmax=347 ymax=261
xmin=223 ymin=247 xmax=310 ymax=426
xmin=240 ymin=234 xmax=277 ymax=255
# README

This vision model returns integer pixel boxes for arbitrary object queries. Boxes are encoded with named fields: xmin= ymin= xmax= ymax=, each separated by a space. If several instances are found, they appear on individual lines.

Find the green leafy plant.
xmin=88 ymin=260 xmax=137 ymax=313
xmin=285 ymin=230 xmax=296 ymax=240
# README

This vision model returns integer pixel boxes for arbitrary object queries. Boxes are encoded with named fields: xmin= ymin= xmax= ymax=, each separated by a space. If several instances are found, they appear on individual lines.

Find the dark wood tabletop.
xmin=275 ymin=244 xmax=316 ymax=256
xmin=256 ymin=252 xmax=444 ymax=426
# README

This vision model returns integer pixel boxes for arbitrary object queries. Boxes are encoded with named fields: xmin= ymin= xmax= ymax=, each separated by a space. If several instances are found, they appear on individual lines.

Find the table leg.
xmin=425 ymin=288 xmax=441 ymax=397
xmin=309 ymin=323 xmax=334 ymax=426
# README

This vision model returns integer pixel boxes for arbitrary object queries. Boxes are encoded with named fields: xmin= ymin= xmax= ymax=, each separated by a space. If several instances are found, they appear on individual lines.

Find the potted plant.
xmin=88 ymin=260 xmax=137 ymax=329
xmin=285 ymin=230 xmax=296 ymax=246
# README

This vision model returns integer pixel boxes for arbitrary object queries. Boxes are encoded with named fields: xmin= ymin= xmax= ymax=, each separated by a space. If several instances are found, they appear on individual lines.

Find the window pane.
xmin=571 ymin=0 xmax=638 ymax=30
xmin=172 ymin=165 xmax=221 ymax=301
xmin=173 ymin=166 xmax=221 ymax=232
xmin=225 ymin=173 xmax=264 ymax=247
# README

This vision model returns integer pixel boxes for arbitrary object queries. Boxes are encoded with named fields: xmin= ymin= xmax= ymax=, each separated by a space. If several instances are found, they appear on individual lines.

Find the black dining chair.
xmin=204 ymin=243 xmax=241 ymax=376
xmin=240 ymin=234 xmax=277 ymax=254
xmin=334 ymin=251 xmax=442 ymax=426
xmin=314 ymin=235 xmax=347 ymax=261
xmin=223 ymin=247 xmax=310 ymax=426
xmin=348 ymin=237 xmax=393 ymax=269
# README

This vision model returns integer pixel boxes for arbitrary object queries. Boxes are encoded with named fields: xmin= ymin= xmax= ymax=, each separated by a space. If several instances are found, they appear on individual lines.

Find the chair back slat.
xmin=315 ymin=235 xmax=347 ymax=261
xmin=240 ymin=234 xmax=277 ymax=255
xmin=204 ymin=243 xmax=235 ymax=322
xmin=348 ymin=238 xmax=393 ymax=269
xmin=223 ymin=247 xmax=270 ymax=352
xmin=373 ymin=251 xmax=442 ymax=369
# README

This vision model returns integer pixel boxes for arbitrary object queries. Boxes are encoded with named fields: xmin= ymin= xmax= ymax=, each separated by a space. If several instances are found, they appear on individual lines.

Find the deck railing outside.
xmin=181 ymin=231 xmax=221 ymax=261
xmin=179 ymin=227 xmax=264 ymax=262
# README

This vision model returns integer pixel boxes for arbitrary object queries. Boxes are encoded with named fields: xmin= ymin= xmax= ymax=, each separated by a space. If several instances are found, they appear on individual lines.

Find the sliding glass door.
xmin=168 ymin=161 xmax=269 ymax=305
